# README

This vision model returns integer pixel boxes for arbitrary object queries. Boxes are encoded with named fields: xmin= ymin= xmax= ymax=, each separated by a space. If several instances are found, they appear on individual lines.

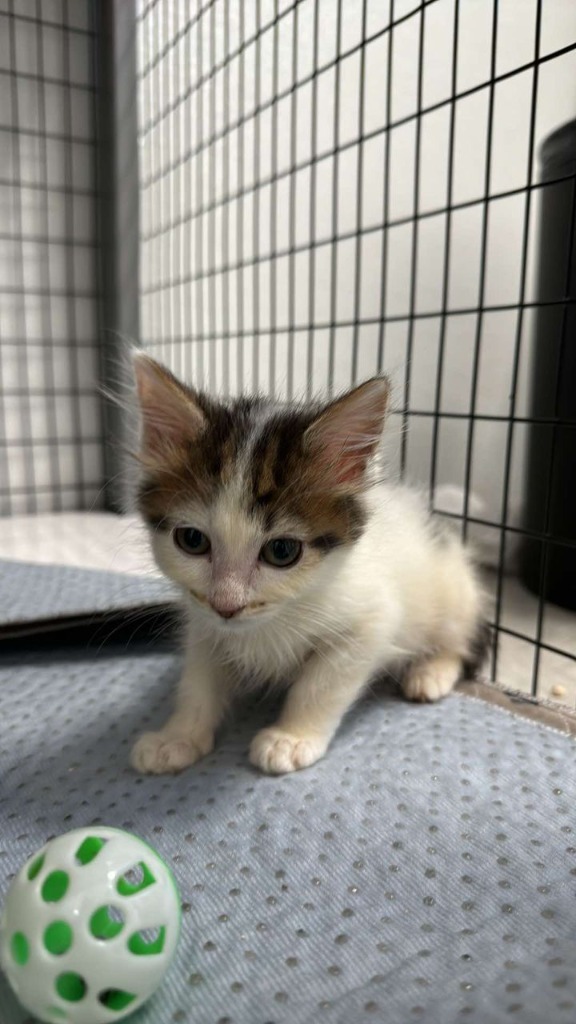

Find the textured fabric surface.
xmin=0 ymin=560 xmax=175 ymax=628
xmin=0 ymin=650 xmax=575 ymax=1024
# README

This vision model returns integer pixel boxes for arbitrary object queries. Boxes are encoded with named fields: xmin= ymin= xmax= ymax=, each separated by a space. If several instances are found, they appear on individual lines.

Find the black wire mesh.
xmin=0 ymin=0 xmax=104 ymax=515
xmin=134 ymin=0 xmax=576 ymax=700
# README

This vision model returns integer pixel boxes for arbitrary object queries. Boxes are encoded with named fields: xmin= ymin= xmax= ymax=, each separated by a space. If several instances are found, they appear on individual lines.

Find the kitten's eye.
xmin=174 ymin=527 xmax=211 ymax=556
xmin=260 ymin=538 xmax=302 ymax=568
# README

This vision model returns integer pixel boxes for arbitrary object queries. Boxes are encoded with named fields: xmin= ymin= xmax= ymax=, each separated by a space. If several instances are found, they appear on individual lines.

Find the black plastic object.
xmin=520 ymin=119 xmax=576 ymax=609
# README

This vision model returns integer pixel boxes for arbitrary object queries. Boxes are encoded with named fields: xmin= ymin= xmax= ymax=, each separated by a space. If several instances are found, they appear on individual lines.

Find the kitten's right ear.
xmin=304 ymin=376 xmax=390 ymax=488
xmin=133 ymin=353 xmax=206 ymax=461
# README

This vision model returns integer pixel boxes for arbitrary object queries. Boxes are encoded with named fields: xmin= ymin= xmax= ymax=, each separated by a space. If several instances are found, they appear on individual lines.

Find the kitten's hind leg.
xmin=131 ymin=642 xmax=229 ymax=774
xmin=401 ymin=653 xmax=462 ymax=703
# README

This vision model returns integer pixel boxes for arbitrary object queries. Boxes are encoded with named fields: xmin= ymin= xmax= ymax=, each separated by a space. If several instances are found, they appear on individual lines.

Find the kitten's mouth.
xmin=188 ymin=589 xmax=267 ymax=621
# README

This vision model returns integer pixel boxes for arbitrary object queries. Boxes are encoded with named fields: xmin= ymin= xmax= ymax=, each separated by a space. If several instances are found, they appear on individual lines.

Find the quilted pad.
xmin=0 ymin=650 xmax=575 ymax=1023
xmin=0 ymin=560 xmax=176 ymax=635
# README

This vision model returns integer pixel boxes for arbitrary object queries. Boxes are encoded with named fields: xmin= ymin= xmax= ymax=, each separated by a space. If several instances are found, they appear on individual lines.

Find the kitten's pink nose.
xmin=210 ymin=601 xmax=246 ymax=619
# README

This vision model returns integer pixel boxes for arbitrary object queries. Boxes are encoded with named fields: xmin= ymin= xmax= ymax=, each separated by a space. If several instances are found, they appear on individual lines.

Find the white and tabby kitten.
xmin=131 ymin=354 xmax=488 ymax=776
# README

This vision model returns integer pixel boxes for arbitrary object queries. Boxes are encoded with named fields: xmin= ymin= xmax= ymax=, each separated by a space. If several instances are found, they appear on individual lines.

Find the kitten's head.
xmin=133 ymin=355 xmax=389 ymax=630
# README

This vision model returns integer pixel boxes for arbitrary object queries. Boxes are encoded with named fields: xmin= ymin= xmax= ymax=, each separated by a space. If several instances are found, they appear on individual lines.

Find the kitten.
xmin=130 ymin=354 xmax=488 ymax=776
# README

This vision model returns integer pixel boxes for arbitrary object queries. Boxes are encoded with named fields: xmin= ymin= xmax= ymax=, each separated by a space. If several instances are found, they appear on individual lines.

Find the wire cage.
xmin=1 ymin=0 xmax=576 ymax=703
xmin=0 ymin=0 xmax=104 ymax=516
xmin=135 ymin=0 xmax=576 ymax=700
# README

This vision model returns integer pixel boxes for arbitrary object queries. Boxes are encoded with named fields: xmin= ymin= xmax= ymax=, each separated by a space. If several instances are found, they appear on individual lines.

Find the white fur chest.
xmin=218 ymin=616 xmax=317 ymax=687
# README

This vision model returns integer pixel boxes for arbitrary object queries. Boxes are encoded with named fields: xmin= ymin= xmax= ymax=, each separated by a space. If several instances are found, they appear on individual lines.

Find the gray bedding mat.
xmin=0 ymin=650 xmax=575 ymax=1023
xmin=0 ymin=560 xmax=176 ymax=634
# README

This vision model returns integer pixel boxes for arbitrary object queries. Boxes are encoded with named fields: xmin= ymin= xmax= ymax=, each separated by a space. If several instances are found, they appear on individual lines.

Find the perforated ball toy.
xmin=0 ymin=827 xmax=181 ymax=1024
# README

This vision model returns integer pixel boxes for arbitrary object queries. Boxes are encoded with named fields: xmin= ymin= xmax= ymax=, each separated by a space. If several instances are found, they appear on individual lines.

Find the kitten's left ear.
xmin=304 ymin=377 xmax=390 ymax=486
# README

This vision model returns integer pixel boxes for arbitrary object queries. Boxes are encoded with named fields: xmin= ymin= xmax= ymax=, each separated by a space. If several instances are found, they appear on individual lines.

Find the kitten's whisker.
xmin=89 ymin=605 xmax=179 ymax=654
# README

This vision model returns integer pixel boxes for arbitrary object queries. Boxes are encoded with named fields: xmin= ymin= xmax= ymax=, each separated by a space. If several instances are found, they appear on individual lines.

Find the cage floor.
xmin=483 ymin=572 xmax=576 ymax=707
xmin=0 ymin=649 xmax=575 ymax=1024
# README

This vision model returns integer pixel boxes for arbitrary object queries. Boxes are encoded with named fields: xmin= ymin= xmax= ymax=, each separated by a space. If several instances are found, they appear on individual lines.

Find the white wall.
xmin=137 ymin=0 xmax=576 ymax=526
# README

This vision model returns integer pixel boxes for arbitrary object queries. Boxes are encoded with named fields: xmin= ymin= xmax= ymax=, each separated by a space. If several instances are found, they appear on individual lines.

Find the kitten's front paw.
xmin=249 ymin=728 xmax=327 ymax=775
xmin=130 ymin=730 xmax=213 ymax=774
xmin=402 ymin=654 xmax=461 ymax=703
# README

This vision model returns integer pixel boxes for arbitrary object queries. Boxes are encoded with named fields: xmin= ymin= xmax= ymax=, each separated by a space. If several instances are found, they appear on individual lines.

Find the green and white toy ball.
xmin=0 ymin=827 xmax=181 ymax=1024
